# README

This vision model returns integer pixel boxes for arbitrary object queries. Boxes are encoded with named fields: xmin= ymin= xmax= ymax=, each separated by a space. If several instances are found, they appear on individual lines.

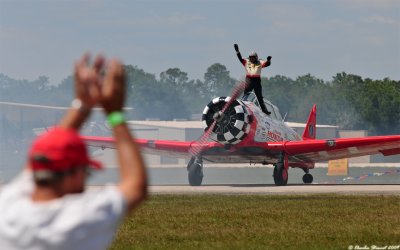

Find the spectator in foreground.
xmin=0 ymin=54 xmax=147 ymax=250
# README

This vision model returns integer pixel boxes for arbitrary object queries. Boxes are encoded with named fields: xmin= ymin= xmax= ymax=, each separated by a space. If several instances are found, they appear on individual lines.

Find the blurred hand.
xmin=267 ymin=56 xmax=272 ymax=61
xmin=100 ymin=59 xmax=126 ymax=114
xmin=234 ymin=44 xmax=239 ymax=52
xmin=74 ymin=54 xmax=104 ymax=108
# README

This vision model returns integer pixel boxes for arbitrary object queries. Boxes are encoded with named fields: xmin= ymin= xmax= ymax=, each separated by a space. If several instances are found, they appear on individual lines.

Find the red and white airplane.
xmin=84 ymin=86 xmax=400 ymax=186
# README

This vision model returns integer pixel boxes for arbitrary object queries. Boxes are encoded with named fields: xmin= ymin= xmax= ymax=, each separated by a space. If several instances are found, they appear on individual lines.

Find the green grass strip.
xmin=110 ymin=194 xmax=400 ymax=250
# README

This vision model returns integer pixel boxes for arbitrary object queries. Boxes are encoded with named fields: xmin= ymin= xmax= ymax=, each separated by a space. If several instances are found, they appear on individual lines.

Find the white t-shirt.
xmin=0 ymin=171 xmax=127 ymax=250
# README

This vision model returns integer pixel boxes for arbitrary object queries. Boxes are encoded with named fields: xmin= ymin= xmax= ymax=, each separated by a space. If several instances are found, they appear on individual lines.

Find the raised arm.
xmin=262 ymin=56 xmax=272 ymax=68
xmin=234 ymin=44 xmax=246 ymax=65
xmin=100 ymin=60 xmax=147 ymax=212
xmin=24 ymin=55 xmax=103 ymax=171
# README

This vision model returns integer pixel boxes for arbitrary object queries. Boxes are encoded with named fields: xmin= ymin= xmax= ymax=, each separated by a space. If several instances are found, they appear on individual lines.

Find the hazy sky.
xmin=0 ymin=0 xmax=399 ymax=85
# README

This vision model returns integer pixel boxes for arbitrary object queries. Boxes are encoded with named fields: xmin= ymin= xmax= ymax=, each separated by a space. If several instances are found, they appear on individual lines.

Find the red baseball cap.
xmin=29 ymin=127 xmax=102 ymax=172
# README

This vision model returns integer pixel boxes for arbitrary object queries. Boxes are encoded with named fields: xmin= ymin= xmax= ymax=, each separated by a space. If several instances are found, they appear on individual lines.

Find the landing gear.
xmin=273 ymin=153 xmax=288 ymax=186
xmin=273 ymin=164 xmax=288 ymax=186
xmin=187 ymin=157 xmax=203 ymax=186
xmin=302 ymin=169 xmax=313 ymax=184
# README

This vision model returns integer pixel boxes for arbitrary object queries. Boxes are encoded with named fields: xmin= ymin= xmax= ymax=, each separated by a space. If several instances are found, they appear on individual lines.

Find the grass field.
xmin=110 ymin=194 xmax=400 ymax=250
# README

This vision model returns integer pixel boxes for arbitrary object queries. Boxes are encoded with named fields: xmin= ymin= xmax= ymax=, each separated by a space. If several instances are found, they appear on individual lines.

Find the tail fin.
xmin=302 ymin=104 xmax=317 ymax=140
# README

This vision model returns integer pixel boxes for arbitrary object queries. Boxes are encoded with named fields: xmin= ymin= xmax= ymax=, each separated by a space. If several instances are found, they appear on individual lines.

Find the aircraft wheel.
xmin=273 ymin=164 xmax=288 ymax=186
xmin=302 ymin=173 xmax=313 ymax=184
xmin=188 ymin=158 xmax=203 ymax=186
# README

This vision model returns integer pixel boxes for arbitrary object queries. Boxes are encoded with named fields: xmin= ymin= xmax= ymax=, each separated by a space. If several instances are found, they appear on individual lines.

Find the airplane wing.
xmin=197 ymin=135 xmax=400 ymax=164
xmin=267 ymin=135 xmax=400 ymax=163
xmin=83 ymin=136 xmax=222 ymax=160
xmin=83 ymin=135 xmax=400 ymax=164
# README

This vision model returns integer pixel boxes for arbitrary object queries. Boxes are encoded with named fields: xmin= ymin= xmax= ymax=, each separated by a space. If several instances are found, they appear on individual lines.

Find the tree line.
xmin=0 ymin=63 xmax=399 ymax=135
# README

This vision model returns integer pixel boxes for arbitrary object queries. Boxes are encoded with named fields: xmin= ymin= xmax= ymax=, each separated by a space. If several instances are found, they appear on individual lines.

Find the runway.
xmin=149 ymin=184 xmax=400 ymax=195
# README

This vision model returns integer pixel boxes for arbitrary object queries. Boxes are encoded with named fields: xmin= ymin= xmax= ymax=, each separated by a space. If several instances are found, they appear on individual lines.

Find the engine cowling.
xmin=201 ymin=96 xmax=250 ymax=145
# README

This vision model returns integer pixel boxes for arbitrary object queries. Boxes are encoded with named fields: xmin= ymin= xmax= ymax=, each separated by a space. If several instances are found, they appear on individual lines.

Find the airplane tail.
xmin=302 ymin=104 xmax=317 ymax=140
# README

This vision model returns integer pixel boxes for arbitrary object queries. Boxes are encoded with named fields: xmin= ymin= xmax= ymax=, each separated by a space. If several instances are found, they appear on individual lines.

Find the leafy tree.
xmin=159 ymin=68 xmax=188 ymax=88
xmin=356 ymin=78 xmax=400 ymax=134
xmin=122 ymin=65 xmax=190 ymax=120
xmin=158 ymin=68 xmax=190 ymax=119
xmin=293 ymin=74 xmax=336 ymax=124
xmin=181 ymin=79 xmax=209 ymax=116
xmin=0 ymin=74 xmax=51 ymax=104
xmin=47 ymin=75 xmax=74 ymax=106
xmin=262 ymin=75 xmax=295 ymax=118
xmin=0 ymin=65 xmax=398 ymax=134
xmin=125 ymin=65 xmax=166 ymax=119
xmin=331 ymin=73 xmax=365 ymax=130
xmin=204 ymin=63 xmax=235 ymax=97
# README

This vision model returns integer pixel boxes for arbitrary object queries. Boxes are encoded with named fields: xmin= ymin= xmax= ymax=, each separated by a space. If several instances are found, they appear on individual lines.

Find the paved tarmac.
xmin=149 ymin=184 xmax=400 ymax=195
xmin=2 ymin=164 xmax=399 ymax=196
xmin=84 ymin=165 xmax=400 ymax=186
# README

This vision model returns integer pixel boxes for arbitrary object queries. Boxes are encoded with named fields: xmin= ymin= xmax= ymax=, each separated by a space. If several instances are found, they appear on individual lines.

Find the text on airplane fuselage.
xmin=267 ymin=130 xmax=283 ymax=141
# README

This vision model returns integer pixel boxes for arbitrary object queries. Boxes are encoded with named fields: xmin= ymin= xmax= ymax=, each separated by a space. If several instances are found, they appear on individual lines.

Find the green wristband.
xmin=107 ymin=111 xmax=126 ymax=128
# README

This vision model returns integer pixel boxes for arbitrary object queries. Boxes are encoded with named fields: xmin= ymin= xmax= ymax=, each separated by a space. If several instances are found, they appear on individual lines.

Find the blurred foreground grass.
xmin=110 ymin=194 xmax=400 ymax=250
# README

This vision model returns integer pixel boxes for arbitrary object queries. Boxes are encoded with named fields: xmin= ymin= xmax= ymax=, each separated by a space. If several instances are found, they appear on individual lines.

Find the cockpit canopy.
xmin=241 ymin=92 xmax=283 ymax=121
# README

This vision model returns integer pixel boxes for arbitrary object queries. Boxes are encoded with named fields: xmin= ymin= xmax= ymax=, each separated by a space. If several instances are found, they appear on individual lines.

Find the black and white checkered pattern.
xmin=201 ymin=97 xmax=250 ymax=145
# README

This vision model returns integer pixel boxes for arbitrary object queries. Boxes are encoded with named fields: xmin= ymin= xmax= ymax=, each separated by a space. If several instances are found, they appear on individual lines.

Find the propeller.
xmin=189 ymin=79 xmax=248 ymax=156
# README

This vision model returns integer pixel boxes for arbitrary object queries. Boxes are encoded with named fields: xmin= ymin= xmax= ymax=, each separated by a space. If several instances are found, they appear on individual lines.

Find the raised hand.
xmin=100 ymin=59 xmax=126 ymax=114
xmin=74 ymin=54 xmax=104 ymax=109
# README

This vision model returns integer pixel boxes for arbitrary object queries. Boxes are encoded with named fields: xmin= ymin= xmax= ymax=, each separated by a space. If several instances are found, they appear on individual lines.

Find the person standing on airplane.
xmin=234 ymin=43 xmax=272 ymax=115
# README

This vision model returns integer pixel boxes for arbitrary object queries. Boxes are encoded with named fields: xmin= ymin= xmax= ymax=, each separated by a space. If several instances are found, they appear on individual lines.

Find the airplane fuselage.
xmin=244 ymin=101 xmax=301 ymax=143
xmin=201 ymin=94 xmax=302 ymax=148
